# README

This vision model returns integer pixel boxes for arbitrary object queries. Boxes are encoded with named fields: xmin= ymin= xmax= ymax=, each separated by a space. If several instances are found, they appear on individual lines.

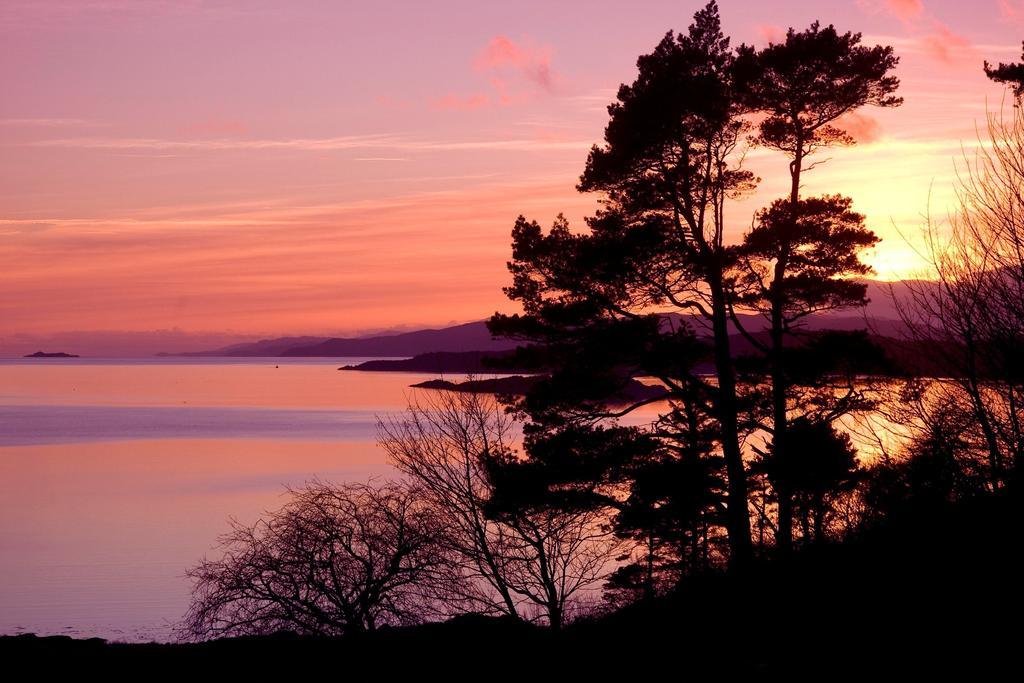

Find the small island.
xmin=23 ymin=351 xmax=79 ymax=358
xmin=411 ymin=375 xmax=669 ymax=403
xmin=339 ymin=350 xmax=524 ymax=374
xmin=410 ymin=375 xmax=539 ymax=395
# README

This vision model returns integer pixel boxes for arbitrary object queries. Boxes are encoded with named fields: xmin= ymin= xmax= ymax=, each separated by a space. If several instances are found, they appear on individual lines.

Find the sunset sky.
xmin=2 ymin=0 xmax=1022 ymax=351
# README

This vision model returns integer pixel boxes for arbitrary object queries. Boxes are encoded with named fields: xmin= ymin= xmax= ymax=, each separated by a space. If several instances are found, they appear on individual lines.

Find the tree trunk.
xmin=776 ymin=486 xmax=794 ymax=554
xmin=812 ymin=493 xmax=825 ymax=543
xmin=773 ymin=143 xmax=803 ymax=555
xmin=548 ymin=603 xmax=563 ymax=632
xmin=770 ymin=284 xmax=790 ymax=555
xmin=709 ymin=274 xmax=753 ymax=570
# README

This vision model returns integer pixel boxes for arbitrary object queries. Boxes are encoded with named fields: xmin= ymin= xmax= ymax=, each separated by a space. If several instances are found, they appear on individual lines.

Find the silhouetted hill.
xmin=175 ymin=336 xmax=330 ymax=357
xmin=177 ymin=316 xmax=907 ymax=359
xmin=411 ymin=376 xmax=540 ymax=394
xmin=281 ymin=321 xmax=519 ymax=357
xmin=340 ymin=350 xmax=526 ymax=373
xmin=411 ymin=376 xmax=670 ymax=403
xmin=171 ymin=278 xmax=922 ymax=359
xmin=2 ymin=490 xmax=1017 ymax=676
xmin=23 ymin=351 xmax=79 ymax=358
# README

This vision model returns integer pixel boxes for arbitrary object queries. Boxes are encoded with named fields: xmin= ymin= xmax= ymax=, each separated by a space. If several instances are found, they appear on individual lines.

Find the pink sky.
xmin=1 ymin=0 xmax=1021 ymax=349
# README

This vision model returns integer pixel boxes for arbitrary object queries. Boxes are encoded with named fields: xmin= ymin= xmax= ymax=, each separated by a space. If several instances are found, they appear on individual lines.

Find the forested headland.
xmin=7 ymin=2 xmax=1024 ymax=674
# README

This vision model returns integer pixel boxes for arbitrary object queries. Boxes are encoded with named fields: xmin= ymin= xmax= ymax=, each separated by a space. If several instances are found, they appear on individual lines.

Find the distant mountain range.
xmin=172 ymin=336 xmax=337 ymax=357
xmin=172 ymin=280 xmax=925 ymax=359
xmin=177 ymin=321 xmax=520 ymax=357
xmin=339 ymin=350 xmax=524 ymax=373
xmin=175 ymin=315 xmax=906 ymax=360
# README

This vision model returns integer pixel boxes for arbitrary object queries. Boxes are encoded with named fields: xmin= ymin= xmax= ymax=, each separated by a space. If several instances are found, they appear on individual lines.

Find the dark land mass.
xmin=176 ymin=322 xmax=519 ymax=357
xmin=281 ymin=321 xmax=520 ymax=357
xmin=23 ymin=351 xmax=79 ymax=358
xmin=182 ymin=315 xmax=907 ymax=358
xmin=411 ymin=376 xmax=670 ymax=405
xmin=411 ymin=376 xmax=540 ymax=394
xmin=170 ymin=281 xmax=916 ymax=360
xmin=172 ymin=336 xmax=330 ymax=357
xmin=339 ymin=332 xmax=948 ymax=382
xmin=339 ymin=350 xmax=526 ymax=374
xmin=2 ymin=489 xmax=1018 ymax=676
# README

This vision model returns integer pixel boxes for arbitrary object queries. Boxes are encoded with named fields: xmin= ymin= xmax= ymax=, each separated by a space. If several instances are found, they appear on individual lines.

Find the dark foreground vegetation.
xmin=9 ymin=3 xmax=1024 ymax=675
xmin=3 ymin=489 xmax=1019 ymax=675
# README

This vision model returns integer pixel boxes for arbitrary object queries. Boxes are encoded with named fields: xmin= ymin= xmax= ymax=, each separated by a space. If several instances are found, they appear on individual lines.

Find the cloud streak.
xmin=428 ymin=35 xmax=560 ymax=112
xmin=27 ymin=134 xmax=592 ymax=153
xmin=474 ymin=36 xmax=555 ymax=91
xmin=0 ymin=118 xmax=98 ymax=127
xmin=885 ymin=0 xmax=924 ymax=21
xmin=919 ymin=22 xmax=974 ymax=65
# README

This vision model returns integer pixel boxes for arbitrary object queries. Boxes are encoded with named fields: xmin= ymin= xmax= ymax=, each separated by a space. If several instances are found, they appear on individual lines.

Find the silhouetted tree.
xmin=858 ymin=380 xmax=994 ymax=531
xmin=182 ymin=481 xmax=449 ymax=638
xmin=758 ymin=419 xmax=859 ymax=545
xmin=489 ymin=3 xmax=905 ymax=572
xmin=895 ymin=102 xmax=1024 ymax=490
xmin=733 ymin=24 xmax=900 ymax=552
xmin=735 ymin=22 xmax=901 ymax=208
xmin=490 ymin=1 xmax=757 ymax=570
xmin=379 ymin=389 xmax=618 ymax=630
xmin=985 ymin=42 xmax=1024 ymax=97
xmin=606 ymin=448 xmax=724 ymax=602
xmin=735 ymin=195 xmax=881 ymax=551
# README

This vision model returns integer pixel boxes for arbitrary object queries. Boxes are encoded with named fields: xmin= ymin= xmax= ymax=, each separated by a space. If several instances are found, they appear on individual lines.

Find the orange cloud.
xmin=0 ymin=180 xmax=594 ymax=335
xmin=755 ymin=24 xmax=784 ymax=44
xmin=431 ymin=93 xmax=490 ymax=112
xmin=428 ymin=36 xmax=559 ymax=112
xmin=837 ymin=111 xmax=883 ymax=143
xmin=180 ymin=116 xmax=249 ymax=136
xmin=885 ymin=0 xmax=924 ymax=21
xmin=857 ymin=0 xmax=924 ymax=23
xmin=920 ymin=23 xmax=973 ymax=65
xmin=474 ymin=35 xmax=555 ymax=91
xmin=1000 ymin=0 xmax=1024 ymax=20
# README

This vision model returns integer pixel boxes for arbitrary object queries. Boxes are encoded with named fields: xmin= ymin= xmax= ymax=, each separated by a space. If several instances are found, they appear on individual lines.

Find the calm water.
xmin=0 ymin=358 xmax=447 ymax=642
xmin=0 ymin=359 xmax=895 ymax=643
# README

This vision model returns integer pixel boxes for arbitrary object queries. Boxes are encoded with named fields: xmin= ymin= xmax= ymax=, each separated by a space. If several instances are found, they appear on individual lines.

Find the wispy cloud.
xmin=28 ymin=133 xmax=591 ymax=153
xmin=0 ymin=177 xmax=593 ymax=334
xmin=400 ymin=138 xmax=589 ymax=152
xmin=919 ymin=22 xmax=974 ymax=65
xmin=0 ymin=221 xmax=56 ymax=236
xmin=0 ymin=118 xmax=98 ymax=127
xmin=27 ymin=134 xmax=399 ymax=151
xmin=1000 ymin=0 xmax=1024 ymax=21
xmin=857 ymin=0 xmax=924 ymax=24
xmin=0 ymin=0 xmax=278 ymax=27
xmin=179 ymin=116 xmax=249 ymax=136
xmin=755 ymin=24 xmax=784 ymax=44
xmin=428 ymin=35 xmax=561 ymax=112
xmin=837 ymin=111 xmax=883 ymax=143
xmin=858 ymin=1 xmax=976 ymax=66
xmin=884 ymin=0 xmax=924 ymax=22
xmin=474 ymin=36 xmax=555 ymax=92
xmin=430 ymin=93 xmax=490 ymax=112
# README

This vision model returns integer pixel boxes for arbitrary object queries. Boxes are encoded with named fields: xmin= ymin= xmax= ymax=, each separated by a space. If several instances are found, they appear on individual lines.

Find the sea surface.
xmin=0 ymin=357 xmax=453 ymax=642
xmin=0 ymin=358 xmax=899 ymax=643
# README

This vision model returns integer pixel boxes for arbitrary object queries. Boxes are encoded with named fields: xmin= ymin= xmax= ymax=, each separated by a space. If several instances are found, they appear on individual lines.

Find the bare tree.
xmin=895 ymin=102 xmax=1024 ymax=489
xmin=378 ymin=389 xmax=618 ymax=630
xmin=182 ymin=481 xmax=449 ymax=639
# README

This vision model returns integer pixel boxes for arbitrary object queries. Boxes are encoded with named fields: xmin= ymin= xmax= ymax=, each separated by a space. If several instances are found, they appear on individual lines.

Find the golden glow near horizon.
xmin=0 ymin=1 xmax=1018 ymax=343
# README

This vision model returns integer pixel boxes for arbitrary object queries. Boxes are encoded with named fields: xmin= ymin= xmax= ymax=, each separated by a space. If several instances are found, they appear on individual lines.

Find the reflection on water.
xmin=0 ymin=358 xmax=906 ymax=642
xmin=0 ymin=405 xmax=381 ymax=446
xmin=0 ymin=359 xmax=439 ymax=642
